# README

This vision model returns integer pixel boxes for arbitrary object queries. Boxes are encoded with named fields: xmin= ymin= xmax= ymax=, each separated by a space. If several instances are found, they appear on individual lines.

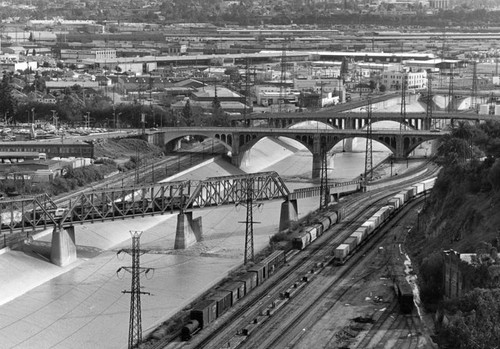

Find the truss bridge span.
xmin=1 ymin=172 xmax=360 ymax=266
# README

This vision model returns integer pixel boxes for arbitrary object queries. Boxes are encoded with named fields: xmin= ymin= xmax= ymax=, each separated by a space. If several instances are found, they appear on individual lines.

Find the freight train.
xmin=333 ymin=177 xmax=436 ymax=265
xmin=179 ymin=205 xmax=344 ymax=341
xmin=180 ymin=249 xmax=287 ymax=341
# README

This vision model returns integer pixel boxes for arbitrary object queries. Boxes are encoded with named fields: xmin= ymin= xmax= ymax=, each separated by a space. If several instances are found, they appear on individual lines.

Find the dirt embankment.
xmin=93 ymin=138 xmax=164 ymax=163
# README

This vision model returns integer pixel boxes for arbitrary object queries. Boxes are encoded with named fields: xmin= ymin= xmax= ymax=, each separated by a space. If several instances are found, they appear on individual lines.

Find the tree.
xmin=182 ymin=99 xmax=193 ymax=126
xmin=0 ymin=73 xmax=16 ymax=120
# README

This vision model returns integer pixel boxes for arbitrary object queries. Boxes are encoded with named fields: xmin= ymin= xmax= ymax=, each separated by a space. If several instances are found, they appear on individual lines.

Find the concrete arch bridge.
xmin=147 ymin=127 xmax=445 ymax=178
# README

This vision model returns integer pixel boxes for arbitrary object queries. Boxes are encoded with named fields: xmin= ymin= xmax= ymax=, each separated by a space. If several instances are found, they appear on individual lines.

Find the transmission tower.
xmin=117 ymin=231 xmax=153 ymax=349
xmin=426 ymin=71 xmax=434 ymax=130
xmin=400 ymin=72 xmax=407 ymax=133
xmin=363 ymin=97 xmax=373 ymax=188
xmin=243 ymin=59 xmax=255 ymax=127
xmin=319 ymin=141 xmax=330 ymax=209
xmin=447 ymin=63 xmax=454 ymax=113
xmin=471 ymin=60 xmax=478 ymax=111
xmin=237 ymin=177 xmax=261 ymax=264
xmin=279 ymin=43 xmax=288 ymax=113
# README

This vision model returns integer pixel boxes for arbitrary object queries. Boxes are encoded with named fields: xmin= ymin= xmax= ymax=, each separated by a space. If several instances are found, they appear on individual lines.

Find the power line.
xmin=117 ymin=231 xmax=153 ymax=349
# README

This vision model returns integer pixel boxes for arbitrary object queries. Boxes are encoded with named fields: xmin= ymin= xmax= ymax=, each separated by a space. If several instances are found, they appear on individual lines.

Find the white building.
xmin=381 ymin=70 xmax=427 ymax=90
xmin=254 ymin=85 xmax=299 ymax=106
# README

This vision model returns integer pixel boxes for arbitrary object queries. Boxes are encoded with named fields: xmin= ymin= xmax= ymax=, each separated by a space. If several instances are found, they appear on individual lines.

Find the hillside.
xmin=407 ymin=173 xmax=500 ymax=263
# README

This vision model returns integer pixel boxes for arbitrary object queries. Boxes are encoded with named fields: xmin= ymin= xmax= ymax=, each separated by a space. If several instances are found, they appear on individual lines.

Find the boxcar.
xmin=394 ymin=276 xmax=414 ymax=314
xmin=412 ymin=183 xmax=425 ymax=195
xmin=350 ymin=231 xmax=364 ymax=245
xmin=334 ymin=243 xmax=350 ymax=263
xmin=261 ymin=250 xmax=286 ymax=278
xmin=388 ymin=197 xmax=401 ymax=210
xmin=208 ymin=290 xmax=233 ymax=317
xmin=190 ymin=299 xmax=217 ymax=329
xmin=237 ymin=272 xmax=257 ymax=295
xmin=248 ymin=264 xmax=266 ymax=286
xmin=344 ymin=236 xmax=358 ymax=252
xmin=422 ymin=177 xmax=436 ymax=191
xmin=220 ymin=281 xmax=245 ymax=305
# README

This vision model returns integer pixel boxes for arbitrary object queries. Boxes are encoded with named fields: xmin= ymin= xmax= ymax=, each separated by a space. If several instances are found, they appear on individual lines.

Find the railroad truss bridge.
xmin=0 ymin=172 xmax=359 ymax=266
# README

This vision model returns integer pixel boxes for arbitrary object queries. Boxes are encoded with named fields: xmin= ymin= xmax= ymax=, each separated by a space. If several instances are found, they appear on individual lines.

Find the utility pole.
xmin=117 ymin=231 xmax=153 ymax=349
xmin=363 ymin=96 xmax=373 ymax=189
xmin=237 ymin=177 xmax=261 ymax=264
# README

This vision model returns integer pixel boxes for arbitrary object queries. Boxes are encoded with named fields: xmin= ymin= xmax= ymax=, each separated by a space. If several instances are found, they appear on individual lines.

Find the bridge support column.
xmin=312 ymin=152 xmax=322 ymax=179
xmin=342 ymin=138 xmax=354 ymax=152
xmin=394 ymin=135 xmax=405 ymax=159
xmin=422 ymin=118 xmax=432 ymax=131
xmin=50 ymin=226 xmax=77 ymax=267
xmin=279 ymin=199 xmax=298 ymax=232
xmin=174 ymin=212 xmax=200 ymax=249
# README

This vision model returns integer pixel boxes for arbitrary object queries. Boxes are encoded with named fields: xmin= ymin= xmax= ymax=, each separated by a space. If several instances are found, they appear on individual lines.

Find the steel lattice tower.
xmin=117 ymin=231 xmax=152 ymax=349
xmin=471 ymin=60 xmax=478 ymax=111
xmin=364 ymin=97 xmax=373 ymax=187
xmin=238 ymin=177 xmax=260 ymax=264
xmin=426 ymin=72 xmax=434 ymax=130
xmin=400 ymin=72 xmax=407 ymax=133
xmin=319 ymin=142 xmax=329 ymax=209
xmin=244 ymin=58 xmax=251 ymax=127
xmin=279 ymin=45 xmax=287 ymax=113
xmin=448 ymin=64 xmax=455 ymax=113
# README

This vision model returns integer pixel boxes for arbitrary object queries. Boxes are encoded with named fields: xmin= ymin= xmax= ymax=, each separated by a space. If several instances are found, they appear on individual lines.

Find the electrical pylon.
xmin=447 ymin=64 xmax=454 ymax=113
xmin=363 ymin=96 xmax=373 ymax=188
xmin=237 ymin=177 xmax=261 ymax=264
xmin=117 ymin=231 xmax=153 ymax=349
xmin=279 ymin=42 xmax=288 ymax=113
xmin=471 ymin=60 xmax=478 ymax=111
xmin=319 ymin=141 xmax=330 ymax=209
xmin=426 ymin=71 xmax=433 ymax=130
xmin=400 ymin=72 xmax=407 ymax=133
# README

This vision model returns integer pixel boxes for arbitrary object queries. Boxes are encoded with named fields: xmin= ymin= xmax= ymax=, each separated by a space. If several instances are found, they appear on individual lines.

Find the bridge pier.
xmin=279 ymin=199 xmax=298 ymax=232
xmin=50 ymin=226 xmax=77 ymax=267
xmin=174 ymin=212 xmax=201 ymax=249
xmin=312 ymin=152 xmax=322 ymax=179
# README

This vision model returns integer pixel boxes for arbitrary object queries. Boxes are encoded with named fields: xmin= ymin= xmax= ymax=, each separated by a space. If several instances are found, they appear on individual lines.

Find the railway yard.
xmin=142 ymin=163 xmax=440 ymax=349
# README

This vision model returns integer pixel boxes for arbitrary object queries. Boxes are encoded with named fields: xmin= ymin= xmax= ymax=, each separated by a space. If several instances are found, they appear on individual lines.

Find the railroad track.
xmin=151 ymin=166 xmax=439 ymax=349
xmin=239 ymin=196 xmax=427 ymax=349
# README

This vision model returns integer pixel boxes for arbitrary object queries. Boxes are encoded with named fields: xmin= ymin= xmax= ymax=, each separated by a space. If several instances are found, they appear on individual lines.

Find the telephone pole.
xmin=117 ymin=231 xmax=153 ymax=349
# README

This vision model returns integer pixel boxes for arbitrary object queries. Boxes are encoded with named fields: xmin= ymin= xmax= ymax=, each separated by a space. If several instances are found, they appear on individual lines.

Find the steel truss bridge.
xmin=0 ymin=172 xmax=358 ymax=234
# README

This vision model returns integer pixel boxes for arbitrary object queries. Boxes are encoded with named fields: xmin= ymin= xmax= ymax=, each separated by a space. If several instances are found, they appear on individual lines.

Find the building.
xmin=381 ymin=70 xmax=427 ymax=90
xmin=254 ymin=85 xmax=299 ymax=106
xmin=442 ymin=250 xmax=476 ymax=299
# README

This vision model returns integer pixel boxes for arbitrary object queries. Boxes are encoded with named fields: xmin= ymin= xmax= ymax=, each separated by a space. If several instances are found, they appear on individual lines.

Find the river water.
xmin=0 ymin=97 xmax=431 ymax=349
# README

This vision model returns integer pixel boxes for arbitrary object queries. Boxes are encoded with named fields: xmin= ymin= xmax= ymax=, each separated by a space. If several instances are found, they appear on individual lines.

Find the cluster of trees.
xmin=416 ymin=120 xmax=500 ymax=348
